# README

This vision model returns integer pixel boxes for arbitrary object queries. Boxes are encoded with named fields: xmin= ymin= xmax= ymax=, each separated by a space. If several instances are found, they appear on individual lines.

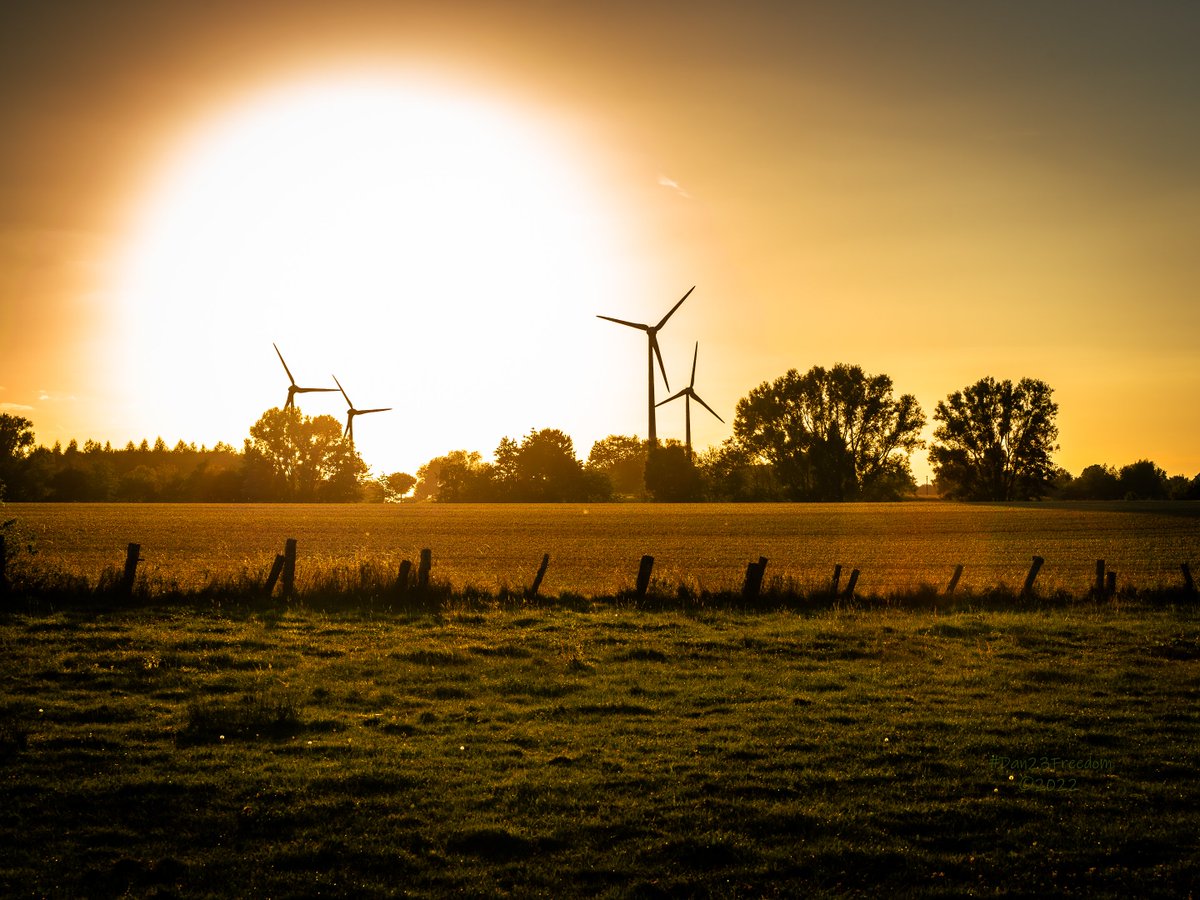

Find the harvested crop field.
xmin=7 ymin=501 xmax=1200 ymax=598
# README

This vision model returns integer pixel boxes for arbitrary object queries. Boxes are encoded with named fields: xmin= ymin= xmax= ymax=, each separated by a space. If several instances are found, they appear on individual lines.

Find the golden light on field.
xmin=115 ymin=73 xmax=652 ymax=473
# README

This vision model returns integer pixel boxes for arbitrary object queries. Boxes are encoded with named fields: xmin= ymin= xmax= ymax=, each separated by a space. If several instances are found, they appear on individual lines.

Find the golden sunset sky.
xmin=2 ymin=1 xmax=1197 ymax=482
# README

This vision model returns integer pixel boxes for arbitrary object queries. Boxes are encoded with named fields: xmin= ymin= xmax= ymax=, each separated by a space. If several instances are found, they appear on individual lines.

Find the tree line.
xmin=2 ymin=365 xmax=1197 ymax=503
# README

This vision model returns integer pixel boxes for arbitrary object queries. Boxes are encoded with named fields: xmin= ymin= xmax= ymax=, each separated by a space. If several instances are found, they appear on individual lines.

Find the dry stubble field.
xmin=7 ymin=501 xmax=1200 ymax=599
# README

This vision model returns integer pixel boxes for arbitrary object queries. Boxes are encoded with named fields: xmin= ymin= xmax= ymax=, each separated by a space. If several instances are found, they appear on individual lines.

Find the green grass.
xmin=1 ymin=600 xmax=1197 ymax=896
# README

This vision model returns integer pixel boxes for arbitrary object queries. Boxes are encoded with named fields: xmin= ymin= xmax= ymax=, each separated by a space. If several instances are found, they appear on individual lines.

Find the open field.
xmin=6 ymin=502 xmax=1200 ymax=600
xmin=0 ymin=601 xmax=1197 ymax=897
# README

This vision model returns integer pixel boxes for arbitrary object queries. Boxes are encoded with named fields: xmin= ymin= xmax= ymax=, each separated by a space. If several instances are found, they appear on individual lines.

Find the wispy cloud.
xmin=0 ymin=402 xmax=35 ymax=412
xmin=658 ymin=174 xmax=691 ymax=199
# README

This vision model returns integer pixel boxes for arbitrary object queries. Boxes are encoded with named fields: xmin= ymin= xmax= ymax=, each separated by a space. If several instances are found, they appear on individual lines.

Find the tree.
xmin=494 ymin=428 xmax=607 ymax=502
xmin=1058 ymin=464 xmax=1121 ymax=500
xmin=586 ymin=435 xmax=648 ymax=497
xmin=644 ymin=441 xmax=703 ymax=501
xmin=0 ymin=414 xmax=36 ymax=499
xmin=697 ymin=439 xmax=786 ymax=501
xmin=1118 ymin=459 xmax=1167 ymax=500
xmin=379 ymin=472 xmax=417 ymax=502
xmin=242 ymin=407 xmax=367 ymax=501
xmin=929 ymin=377 xmax=1058 ymax=500
xmin=413 ymin=451 xmax=492 ymax=501
xmin=732 ymin=364 xmax=925 ymax=501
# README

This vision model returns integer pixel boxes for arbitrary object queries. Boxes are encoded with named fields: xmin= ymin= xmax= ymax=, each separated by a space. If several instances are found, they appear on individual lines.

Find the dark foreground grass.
xmin=0 ymin=600 xmax=1197 ymax=897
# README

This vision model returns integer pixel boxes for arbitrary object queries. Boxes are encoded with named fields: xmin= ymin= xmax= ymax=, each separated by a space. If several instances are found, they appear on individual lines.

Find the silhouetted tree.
xmin=0 ymin=414 xmax=36 ymax=499
xmin=586 ymin=435 xmax=648 ymax=497
xmin=1058 ymin=464 xmax=1122 ymax=500
xmin=929 ymin=377 xmax=1058 ymax=500
xmin=732 ymin=364 xmax=924 ymax=501
xmin=242 ymin=407 xmax=367 ymax=501
xmin=1118 ymin=459 xmax=1168 ymax=500
xmin=644 ymin=441 xmax=703 ymax=501
xmin=494 ymin=428 xmax=608 ymax=502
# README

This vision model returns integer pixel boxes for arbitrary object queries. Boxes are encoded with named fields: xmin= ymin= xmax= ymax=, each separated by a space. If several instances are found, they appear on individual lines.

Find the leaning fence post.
xmin=830 ymin=564 xmax=842 ymax=596
xmin=397 ymin=560 xmax=413 ymax=597
xmin=635 ymin=555 xmax=654 ymax=599
xmin=742 ymin=557 xmax=768 ymax=599
xmin=418 ymin=549 xmax=432 ymax=591
xmin=527 ymin=553 xmax=550 ymax=599
xmin=1183 ymin=563 xmax=1195 ymax=595
xmin=281 ymin=538 xmax=297 ymax=600
xmin=264 ymin=554 xmax=285 ymax=597
xmin=1094 ymin=560 xmax=1106 ymax=597
xmin=945 ymin=564 xmax=964 ymax=597
xmin=843 ymin=568 xmax=860 ymax=599
xmin=121 ymin=543 xmax=141 ymax=598
xmin=1022 ymin=555 xmax=1045 ymax=597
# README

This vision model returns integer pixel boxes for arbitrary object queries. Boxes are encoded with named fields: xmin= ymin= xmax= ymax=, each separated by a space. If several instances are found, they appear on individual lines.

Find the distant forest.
xmin=2 ymin=365 xmax=1198 ymax=503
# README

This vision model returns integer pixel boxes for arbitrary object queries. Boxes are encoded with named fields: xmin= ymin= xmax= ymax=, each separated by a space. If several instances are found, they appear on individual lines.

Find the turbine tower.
xmin=656 ymin=342 xmax=724 ymax=460
xmin=597 ymin=285 xmax=694 ymax=445
xmin=274 ymin=343 xmax=338 ymax=409
xmin=332 ymin=375 xmax=392 ymax=444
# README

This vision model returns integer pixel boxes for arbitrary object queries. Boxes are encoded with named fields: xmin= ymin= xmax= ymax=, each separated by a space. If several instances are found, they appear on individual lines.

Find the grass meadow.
xmin=1 ymin=502 xmax=1198 ymax=896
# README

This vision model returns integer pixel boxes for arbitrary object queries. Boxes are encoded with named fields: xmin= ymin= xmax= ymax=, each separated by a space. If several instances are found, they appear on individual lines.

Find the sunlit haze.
xmin=2 ymin=2 xmax=1198 ymax=481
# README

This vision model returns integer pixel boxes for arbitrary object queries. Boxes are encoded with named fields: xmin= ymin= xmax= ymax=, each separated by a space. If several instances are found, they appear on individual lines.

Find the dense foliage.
xmin=730 ymin=364 xmax=925 ymax=501
xmin=929 ymin=377 xmax=1060 ymax=500
xmin=0 ymin=411 xmax=399 ymax=502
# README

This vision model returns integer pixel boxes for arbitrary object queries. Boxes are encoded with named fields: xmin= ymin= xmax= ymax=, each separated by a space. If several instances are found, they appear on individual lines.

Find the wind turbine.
xmin=274 ymin=343 xmax=338 ymax=409
xmin=332 ymin=375 xmax=392 ymax=443
xmin=597 ymin=285 xmax=695 ymax=445
xmin=656 ymin=342 xmax=724 ymax=460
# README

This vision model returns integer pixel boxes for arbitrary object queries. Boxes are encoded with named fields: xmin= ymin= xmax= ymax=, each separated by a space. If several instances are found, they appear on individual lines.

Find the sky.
xmin=2 ymin=0 xmax=1198 ymax=482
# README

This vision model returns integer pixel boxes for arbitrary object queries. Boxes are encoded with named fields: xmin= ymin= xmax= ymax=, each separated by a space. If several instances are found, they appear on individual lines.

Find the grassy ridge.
xmin=1 ymin=600 xmax=1197 ymax=897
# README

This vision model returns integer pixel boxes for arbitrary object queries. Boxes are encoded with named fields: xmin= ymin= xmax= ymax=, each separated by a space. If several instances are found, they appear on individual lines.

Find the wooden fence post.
xmin=1022 ymin=555 xmax=1045 ymax=597
xmin=281 ymin=539 xmax=297 ymax=600
xmin=527 ymin=553 xmax=550 ymax=599
xmin=635 ymin=555 xmax=654 ymax=599
xmin=1094 ymin=560 xmax=1106 ymax=597
xmin=418 ymin=549 xmax=432 ymax=591
xmin=1183 ymin=562 xmax=1195 ymax=595
xmin=264 ymin=554 xmax=285 ymax=597
xmin=945 ymin=564 xmax=964 ymax=597
xmin=1106 ymin=571 xmax=1117 ymax=597
xmin=742 ymin=557 xmax=768 ymax=599
xmin=843 ymin=568 xmax=860 ymax=599
xmin=396 ymin=560 xmax=413 ymax=597
xmin=830 ymin=564 xmax=842 ymax=596
xmin=121 ymin=543 xmax=141 ymax=598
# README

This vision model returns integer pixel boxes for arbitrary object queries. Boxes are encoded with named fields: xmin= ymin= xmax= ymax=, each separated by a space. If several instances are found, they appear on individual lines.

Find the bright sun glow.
xmin=116 ymin=74 xmax=651 ymax=474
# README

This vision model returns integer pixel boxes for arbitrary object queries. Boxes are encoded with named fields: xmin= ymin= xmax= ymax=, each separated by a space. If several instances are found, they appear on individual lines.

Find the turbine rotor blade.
xmin=295 ymin=386 xmax=338 ymax=394
xmin=597 ymin=314 xmax=649 ymax=331
xmin=654 ymin=285 xmax=695 ymax=331
xmin=692 ymin=392 xmax=724 ymax=423
xmin=332 ymin=375 xmax=352 ymax=407
xmin=656 ymin=389 xmax=688 ymax=407
xmin=358 ymin=407 xmax=392 ymax=415
xmin=274 ymin=343 xmax=297 ymax=386
xmin=650 ymin=335 xmax=670 ymax=389
xmin=689 ymin=342 xmax=699 ymax=388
